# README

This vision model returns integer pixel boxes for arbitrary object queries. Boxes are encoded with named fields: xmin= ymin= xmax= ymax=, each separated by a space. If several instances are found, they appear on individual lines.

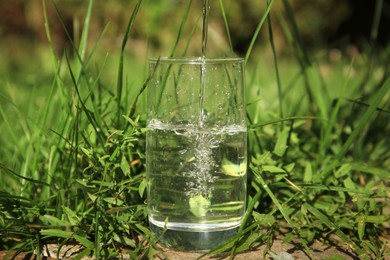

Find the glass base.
xmin=150 ymin=221 xmax=240 ymax=251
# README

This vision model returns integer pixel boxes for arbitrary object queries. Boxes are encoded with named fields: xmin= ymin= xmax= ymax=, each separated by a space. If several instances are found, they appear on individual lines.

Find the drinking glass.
xmin=146 ymin=57 xmax=247 ymax=251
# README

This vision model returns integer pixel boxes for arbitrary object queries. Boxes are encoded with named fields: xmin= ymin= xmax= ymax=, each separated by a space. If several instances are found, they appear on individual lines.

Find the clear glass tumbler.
xmin=146 ymin=57 xmax=247 ymax=251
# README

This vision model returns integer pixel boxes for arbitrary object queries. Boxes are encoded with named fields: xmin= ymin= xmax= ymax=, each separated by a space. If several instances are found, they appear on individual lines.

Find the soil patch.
xmin=1 ymin=235 xmax=388 ymax=259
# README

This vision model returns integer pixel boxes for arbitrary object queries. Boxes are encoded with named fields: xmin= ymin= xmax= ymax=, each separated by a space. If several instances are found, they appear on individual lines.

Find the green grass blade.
xmin=128 ymin=57 xmax=160 ymax=123
xmin=370 ymin=0 xmax=384 ymax=43
xmin=303 ymin=203 xmax=366 ymax=256
xmin=302 ymin=184 xmax=372 ymax=195
xmin=65 ymin=52 xmax=106 ymax=149
xmin=42 ymin=0 xmax=67 ymax=106
xmin=0 ymin=104 xmax=18 ymax=145
xmin=90 ymin=65 xmax=109 ymax=134
xmin=280 ymin=0 xmax=330 ymax=119
xmin=94 ymin=200 xmax=101 ymax=259
xmin=199 ymin=222 xmax=260 ymax=257
xmin=129 ymin=73 xmax=152 ymax=119
xmin=84 ymin=22 xmax=110 ymax=68
xmin=280 ymin=0 xmax=310 ymax=66
xmin=170 ymin=0 xmax=193 ymax=57
xmin=336 ymin=77 xmax=390 ymax=161
xmin=273 ymin=126 xmax=289 ymax=157
xmin=245 ymin=0 xmax=274 ymax=65
xmin=349 ymin=162 xmax=389 ymax=179
xmin=305 ymin=66 xmax=330 ymax=119
xmin=181 ymin=15 xmax=201 ymax=56
xmin=0 ymin=163 xmax=50 ymax=187
xmin=117 ymin=0 xmax=143 ymax=126
xmin=319 ymin=60 xmax=354 ymax=160
xmin=69 ymin=0 xmax=94 ymax=80
xmin=239 ymin=185 xmax=262 ymax=235
xmin=229 ymin=188 xmax=262 ymax=256
xmin=249 ymin=116 xmax=322 ymax=130
xmin=50 ymin=1 xmax=82 ymax=62
xmin=73 ymin=246 xmax=94 ymax=260
xmin=42 ymin=0 xmax=60 ymax=72
xmin=267 ymin=13 xmax=284 ymax=123
xmin=251 ymin=166 xmax=293 ymax=226
xmin=343 ymin=98 xmax=390 ymax=114
xmin=79 ymin=0 xmax=93 ymax=61
xmin=40 ymin=229 xmax=93 ymax=249
xmin=218 ymin=0 xmax=233 ymax=55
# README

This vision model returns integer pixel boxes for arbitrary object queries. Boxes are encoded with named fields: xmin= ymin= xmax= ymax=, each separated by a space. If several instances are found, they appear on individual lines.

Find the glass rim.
xmin=149 ymin=56 xmax=244 ymax=64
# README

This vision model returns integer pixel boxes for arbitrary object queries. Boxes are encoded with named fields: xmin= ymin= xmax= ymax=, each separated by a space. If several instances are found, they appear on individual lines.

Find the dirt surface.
xmin=155 ymin=237 xmax=358 ymax=260
xmin=1 ymin=235 xmax=388 ymax=259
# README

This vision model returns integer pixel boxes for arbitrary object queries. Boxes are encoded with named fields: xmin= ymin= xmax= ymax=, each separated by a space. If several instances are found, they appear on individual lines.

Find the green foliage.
xmin=0 ymin=0 xmax=389 ymax=259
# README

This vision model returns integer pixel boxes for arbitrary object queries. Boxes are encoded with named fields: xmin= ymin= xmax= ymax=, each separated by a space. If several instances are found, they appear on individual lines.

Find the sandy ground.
xmin=1 ymin=234 xmax=389 ymax=259
xmin=155 ymin=237 xmax=359 ymax=259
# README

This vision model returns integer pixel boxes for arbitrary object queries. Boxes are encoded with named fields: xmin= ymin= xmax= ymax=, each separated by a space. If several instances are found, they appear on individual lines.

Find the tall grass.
xmin=0 ymin=0 xmax=389 ymax=259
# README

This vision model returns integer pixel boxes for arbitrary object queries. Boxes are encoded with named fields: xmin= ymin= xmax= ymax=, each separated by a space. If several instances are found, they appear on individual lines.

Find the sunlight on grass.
xmin=0 ymin=0 xmax=389 ymax=258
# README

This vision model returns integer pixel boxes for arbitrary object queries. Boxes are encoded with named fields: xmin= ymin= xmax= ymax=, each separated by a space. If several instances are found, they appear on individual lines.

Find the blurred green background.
xmin=0 ymin=1 xmax=389 ymax=255
xmin=1 ymin=0 xmax=389 ymax=80
xmin=1 ymin=0 xmax=389 ymax=123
